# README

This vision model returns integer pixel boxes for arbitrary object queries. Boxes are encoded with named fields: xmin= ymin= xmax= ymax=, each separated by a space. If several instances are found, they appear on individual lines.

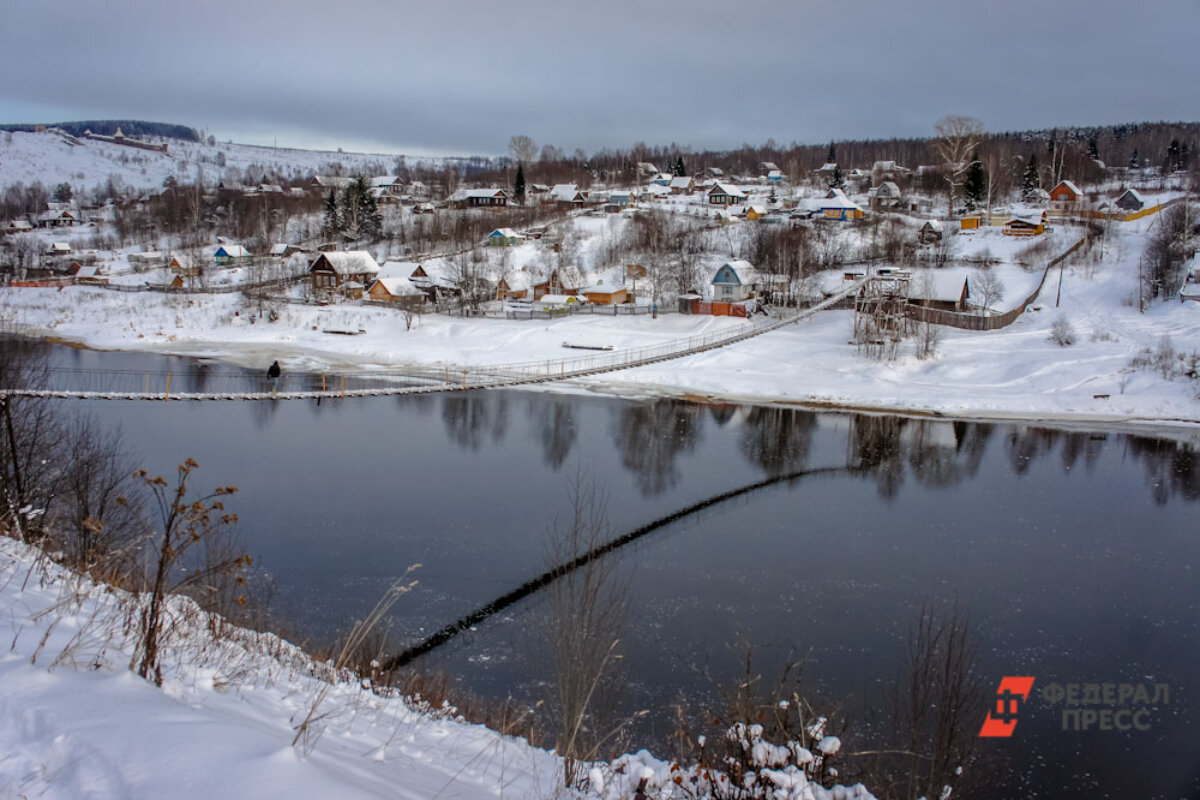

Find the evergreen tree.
xmin=1020 ymin=154 xmax=1041 ymax=203
xmin=673 ymin=156 xmax=686 ymax=177
xmin=827 ymin=141 xmax=836 ymax=163
xmin=322 ymin=189 xmax=339 ymax=237
xmin=513 ymin=163 xmax=526 ymax=205
xmin=1167 ymin=139 xmax=1181 ymax=172
xmin=1129 ymin=148 xmax=1140 ymax=170
xmin=829 ymin=165 xmax=845 ymax=190
xmin=52 ymin=182 xmax=73 ymax=203
xmin=1087 ymin=137 xmax=1099 ymax=161
xmin=962 ymin=152 xmax=986 ymax=210
xmin=360 ymin=177 xmax=382 ymax=238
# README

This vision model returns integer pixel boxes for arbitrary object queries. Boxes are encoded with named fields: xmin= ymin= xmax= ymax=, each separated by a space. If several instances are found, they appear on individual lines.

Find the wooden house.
xmin=548 ymin=185 xmax=587 ymax=206
xmin=36 ymin=209 xmax=79 ymax=228
xmin=2 ymin=219 xmax=33 ymax=235
xmin=581 ymin=283 xmax=630 ymax=305
xmin=708 ymin=182 xmax=747 ymax=206
xmin=711 ymin=260 xmax=758 ymax=302
xmin=370 ymin=175 xmax=406 ymax=202
xmin=869 ymin=181 xmax=902 ymax=208
xmin=533 ymin=266 xmax=584 ymax=299
xmin=45 ymin=241 xmax=72 ymax=256
xmin=487 ymin=228 xmax=524 ymax=247
xmin=495 ymin=272 xmax=532 ymax=301
xmin=669 ymin=176 xmax=696 ymax=194
xmin=367 ymin=275 xmax=425 ymax=308
xmin=909 ymin=272 xmax=970 ymax=312
xmin=169 ymin=254 xmax=199 ymax=276
xmin=309 ymin=251 xmax=381 ymax=297
xmin=607 ymin=191 xmax=633 ymax=210
xmin=745 ymin=205 xmax=768 ymax=221
xmin=1003 ymin=214 xmax=1046 ymax=236
xmin=818 ymin=189 xmax=864 ymax=220
xmin=918 ymin=219 xmax=943 ymax=243
xmin=71 ymin=264 xmax=107 ymax=285
xmin=310 ymin=175 xmax=354 ymax=192
xmin=1115 ymin=188 xmax=1148 ymax=211
xmin=1048 ymin=180 xmax=1083 ymax=215
xmin=766 ymin=170 xmax=784 ymax=183
xmin=213 ymin=245 xmax=251 ymax=265
xmin=447 ymin=188 xmax=509 ymax=208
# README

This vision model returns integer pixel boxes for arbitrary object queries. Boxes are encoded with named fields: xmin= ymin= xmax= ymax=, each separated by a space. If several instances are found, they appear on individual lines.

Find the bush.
xmin=1049 ymin=316 xmax=1076 ymax=346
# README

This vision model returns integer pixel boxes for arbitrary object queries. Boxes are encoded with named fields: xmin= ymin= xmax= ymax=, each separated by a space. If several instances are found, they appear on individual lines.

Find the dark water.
xmin=29 ymin=343 xmax=1200 ymax=799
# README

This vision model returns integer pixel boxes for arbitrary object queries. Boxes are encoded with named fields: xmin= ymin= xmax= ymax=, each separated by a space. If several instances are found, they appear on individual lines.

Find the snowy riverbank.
xmin=4 ymin=253 xmax=1197 ymax=432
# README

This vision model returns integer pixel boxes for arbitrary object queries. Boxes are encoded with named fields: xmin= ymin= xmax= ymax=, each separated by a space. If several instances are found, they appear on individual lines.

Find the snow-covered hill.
xmin=0 ymin=129 xmax=454 ymax=196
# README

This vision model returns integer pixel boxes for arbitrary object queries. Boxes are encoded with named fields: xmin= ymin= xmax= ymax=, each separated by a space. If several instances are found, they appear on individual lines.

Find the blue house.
xmin=711 ymin=260 xmax=758 ymax=302
xmin=213 ymin=244 xmax=251 ymax=265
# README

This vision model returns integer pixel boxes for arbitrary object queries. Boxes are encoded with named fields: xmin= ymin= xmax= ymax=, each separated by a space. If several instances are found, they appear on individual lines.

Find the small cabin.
xmin=711 ymin=260 xmax=758 ymax=302
xmin=367 ymin=275 xmax=425 ymax=308
xmin=708 ymin=182 xmax=747 ymax=206
xmin=487 ymin=228 xmax=524 ymax=247
xmin=1048 ymin=180 xmax=1083 ymax=215
xmin=581 ymin=284 xmax=630 ymax=305
xmin=309 ymin=251 xmax=381 ymax=297
xmin=1003 ymin=214 xmax=1046 ymax=237
xmin=213 ymin=245 xmax=251 ymax=265
xmin=818 ymin=189 xmax=864 ymax=220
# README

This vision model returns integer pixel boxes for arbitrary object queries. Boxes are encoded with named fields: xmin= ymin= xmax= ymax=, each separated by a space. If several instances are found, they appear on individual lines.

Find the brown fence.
xmin=907 ymin=234 xmax=1092 ymax=332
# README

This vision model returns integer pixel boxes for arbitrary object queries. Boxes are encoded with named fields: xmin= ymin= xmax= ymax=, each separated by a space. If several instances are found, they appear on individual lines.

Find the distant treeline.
xmin=0 ymin=120 xmax=200 ymax=142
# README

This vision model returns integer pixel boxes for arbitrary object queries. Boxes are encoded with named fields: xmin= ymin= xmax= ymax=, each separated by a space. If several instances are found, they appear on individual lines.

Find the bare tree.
xmin=933 ymin=116 xmax=985 ymax=218
xmin=543 ymin=471 xmax=629 ymax=788
xmin=508 ymin=135 xmax=538 ymax=165
xmin=970 ymin=269 xmax=1005 ymax=314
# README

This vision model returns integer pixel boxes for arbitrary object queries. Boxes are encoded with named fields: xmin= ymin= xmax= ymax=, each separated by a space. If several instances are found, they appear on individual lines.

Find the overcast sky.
xmin=3 ymin=0 xmax=1197 ymax=158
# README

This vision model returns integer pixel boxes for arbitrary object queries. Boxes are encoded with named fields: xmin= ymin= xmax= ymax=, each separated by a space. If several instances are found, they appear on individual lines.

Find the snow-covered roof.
xmin=489 ymin=227 xmax=521 ymax=239
xmin=74 ymin=265 xmax=100 ymax=278
xmin=669 ymin=176 xmax=694 ymax=188
xmin=910 ymin=270 xmax=969 ymax=303
xmin=922 ymin=219 xmax=943 ymax=231
xmin=746 ymin=205 xmax=768 ymax=215
xmin=876 ymin=181 xmax=900 ymax=197
xmin=48 ymin=242 xmax=71 ymax=253
xmin=819 ymin=189 xmax=863 ymax=211
xmin=712 ymin=260 xmax=757 ymax=286
xmin=709 ymin=182 xmax=746 ymax=198
xmin=553 ymin=265 xmax=585 ymax=290
xmin=377 ymin=260 xmax=420 ymax=280
xmin=370 ymin=276 xmax=423 ymax=297
xmin=760 ymin=161 xmax=780 ymax=172
xmin=4 ymin=219 xmax=33 ymax=231
xmin=214 ymin=244 xmax=250 ymax=258
xmin=447 ymin=188 xmax=508 ymax=202
xmin=371 ymin=176 xmax=404 ymax=188
xmin=1052 ymin=180 xmax=1082 ymax=197
xmin=313 ymin=251 xmax=381 ymax=276
xmin=766 ymin=169 xmax=783 ymax=179
xmin=269 ymin=243 xmax=290 ymax=256
xmin=550 ymin=184 xmax=585 ymax=202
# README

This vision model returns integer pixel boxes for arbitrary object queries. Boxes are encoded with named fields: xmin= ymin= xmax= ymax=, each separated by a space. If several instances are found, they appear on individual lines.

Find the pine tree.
xmin=1167 ymin=139 xmax=1181 ymax=172
xmin=829 ymin=165 xmax=845 ymax=190
xmin=673 ymin=156 xmax=686 ymax=177
xmin=513 ymin=163 xmax=526 ymax=205
xmin=322 ymin=189 xmax=339 ymax=237
xmin=1088 ymin=137 xmax=1099 ymax=161
xmin=963 ymin=152 xmax=986 ymax=210
xmin=1020 ymin=154 xmax=1041 ymax=203
xmin=1129 ymin=148 xmax=1140 ymax=170
xmin=360 ymin=177 xmax=382 ymax=239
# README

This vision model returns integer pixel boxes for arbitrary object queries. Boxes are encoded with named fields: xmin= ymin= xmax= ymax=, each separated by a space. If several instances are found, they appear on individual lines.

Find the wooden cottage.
xmin=1048 ymin=180 xmax=1083 ymax=215
xmin=909 ymin=273 xmax=971 ymax=312
xmin=1115 ymin=188 xmax=1148 ymax=212
xmin=447 ymin=188 xmax=509 ymax=208
xmin=533 ymin=267 xmax=584 ymax=300
xmin=1003 ymin=213 xmax=1046 ymax=237
xmin=669 ymin=176 xmax=696 ymax=194
xmin=581 ymin=283 xmax=630 ymax=305
xmin=548 ymin=185 xmax=587 ymax=206
xmin=309 ymin=251 xmax=381 ymax=297
xmin=213 ymin=244 xmax=251 ymax=265
xmin=818 ymin=189 xmax=864 ymax=220
xmin=367 ymin=275 xmax=425 ymax=308
xmin=711 ymin=260 xmax=758 ymax=302
xmin=487 ymin=228 xmax=524 ymax=247
xmin=708 ymin=182 xmax=747 ymax=206
xmin=918 ymin=219 xmax=944 ymax=243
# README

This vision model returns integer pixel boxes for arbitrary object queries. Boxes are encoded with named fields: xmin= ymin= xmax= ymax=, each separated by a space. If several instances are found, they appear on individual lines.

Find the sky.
xmin=3 ymin=0 xmax=1198 ymax=159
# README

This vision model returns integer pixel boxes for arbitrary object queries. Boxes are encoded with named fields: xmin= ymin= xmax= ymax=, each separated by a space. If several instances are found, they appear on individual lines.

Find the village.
xmin=1 ymin=122 xmax=1197 ymax=425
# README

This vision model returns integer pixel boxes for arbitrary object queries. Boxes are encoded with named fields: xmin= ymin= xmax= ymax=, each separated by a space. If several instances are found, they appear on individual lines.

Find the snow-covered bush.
xmin=1049 ymin=316 xmax=1076 ymax=346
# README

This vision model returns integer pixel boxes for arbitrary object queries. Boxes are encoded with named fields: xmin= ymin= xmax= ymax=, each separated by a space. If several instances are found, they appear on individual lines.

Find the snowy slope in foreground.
xmin=0 ymin=537 xmax=879 ymax=800
xmin=0 ymin=536 xmax=560 ymax=799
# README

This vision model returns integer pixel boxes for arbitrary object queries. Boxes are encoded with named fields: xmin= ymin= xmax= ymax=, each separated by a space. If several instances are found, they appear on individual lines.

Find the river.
xmin=25 ymin=342 xmax=1200 ymax=799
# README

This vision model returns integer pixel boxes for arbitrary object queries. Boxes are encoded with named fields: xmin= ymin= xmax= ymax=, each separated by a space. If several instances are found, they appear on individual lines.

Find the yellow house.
xmin=960 ymin=215 xmax=982 ymax=230
xmin=746 ymin=205 xmax=768 ymax=221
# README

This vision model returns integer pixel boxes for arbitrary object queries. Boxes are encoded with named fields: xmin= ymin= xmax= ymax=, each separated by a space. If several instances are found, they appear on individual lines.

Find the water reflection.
xmin=529 ymin=396 xmax=577 ymax=470
xmin=442 ymin=393 xmax=509 ymax=451
xmin=1126 ymin=435 xmax=1200 ymax=504
xmin=610 ymin=399 xmax=705 ymax=495
xmin=740 ymin=406 xmax=816 ymax=476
